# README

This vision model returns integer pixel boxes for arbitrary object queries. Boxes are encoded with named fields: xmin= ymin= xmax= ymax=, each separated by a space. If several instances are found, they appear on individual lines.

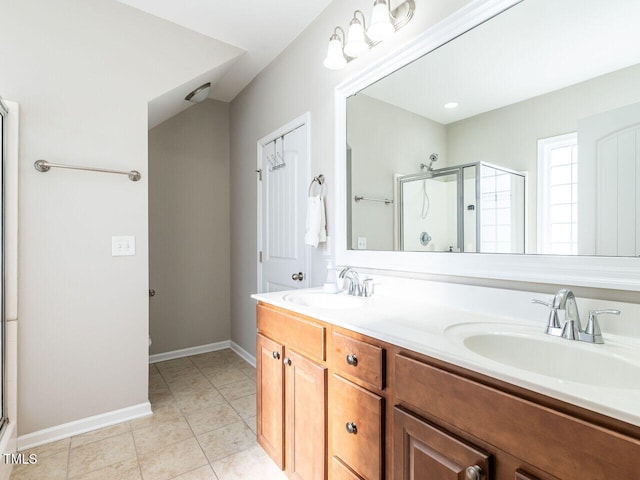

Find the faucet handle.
xmin=585 ymin=309 xmax=620 ymax=336
xmin=532 ymin=298 xmax=561 ymax=331
xmin=362 ymin=278 xmax=374 ymax=297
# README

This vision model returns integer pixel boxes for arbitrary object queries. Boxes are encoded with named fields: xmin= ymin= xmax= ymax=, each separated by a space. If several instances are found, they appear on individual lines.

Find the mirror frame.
xmin=334 ymin=0 xmax=640 ymax=291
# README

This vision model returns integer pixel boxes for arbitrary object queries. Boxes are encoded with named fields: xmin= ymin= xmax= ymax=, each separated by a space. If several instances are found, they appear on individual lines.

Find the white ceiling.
xmin=117 ymin=0 xmax=332 ymax=110
xmin=363 ymin=0 xmax=640 ymax=125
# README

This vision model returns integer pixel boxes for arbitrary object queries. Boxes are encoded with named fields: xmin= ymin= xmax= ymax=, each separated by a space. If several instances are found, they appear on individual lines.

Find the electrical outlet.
xmin=357 ymin=236 xmax=367 ymax=249
xmin=112 ymin=236 xmax=136 ymax=256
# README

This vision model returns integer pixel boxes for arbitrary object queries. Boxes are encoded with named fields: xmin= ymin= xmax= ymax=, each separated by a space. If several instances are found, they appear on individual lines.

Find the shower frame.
xmin=397 ymin=161 xmax=526 ymax=252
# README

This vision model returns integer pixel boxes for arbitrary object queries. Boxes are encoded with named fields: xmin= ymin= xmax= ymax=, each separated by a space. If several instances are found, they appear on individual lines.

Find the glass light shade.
xmin=323 ymin=36 xmax=347 ymax=70
xmin=344 ymin=19 xmax=369 ymax=58
xmin=367 ymin=1 xmax=395 ymax=42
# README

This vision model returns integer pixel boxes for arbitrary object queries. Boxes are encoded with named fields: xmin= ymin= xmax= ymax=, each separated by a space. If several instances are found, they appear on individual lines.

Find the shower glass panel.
xmin=399 ymin=169 xmax=461 ymax=252
xmin=397 ymin=162 xmax=525 ymax=253
xmin=0 ymin=100 xmax=6 ymax=430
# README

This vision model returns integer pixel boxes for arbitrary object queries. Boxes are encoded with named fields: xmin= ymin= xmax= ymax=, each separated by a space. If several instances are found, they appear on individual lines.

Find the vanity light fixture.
xmin=324 ymin=0 xmax=415 ymax=70
xmin=323 ymin=27 xmax=349 ymax=70
xmin=444 ymin=102 xmax=459 ymax=109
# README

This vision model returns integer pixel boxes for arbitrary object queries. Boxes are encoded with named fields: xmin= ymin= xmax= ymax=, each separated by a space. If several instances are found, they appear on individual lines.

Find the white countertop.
xmin=252 ymin=279 xmax=640 ymax=428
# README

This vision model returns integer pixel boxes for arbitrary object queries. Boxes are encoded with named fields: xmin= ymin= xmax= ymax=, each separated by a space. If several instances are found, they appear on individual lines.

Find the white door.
xmin=258 ymin=122 xmax=309 ymax=292
xmin=578 ymin=102 xmax=640 ymax=255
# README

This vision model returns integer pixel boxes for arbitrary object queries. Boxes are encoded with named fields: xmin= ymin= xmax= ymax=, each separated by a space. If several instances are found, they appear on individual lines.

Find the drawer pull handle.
xmin=272 ymin=351 xmax=280 ymax=360
xmin=346 ymin=354 xmax=358 ymax=366
xmin=465 ymin=465 xmax=484 ymax=480
xmin=345 ymin=422 xmax=357 ymax=434
xmin=283 ymin=357 xmax=292 ymax=366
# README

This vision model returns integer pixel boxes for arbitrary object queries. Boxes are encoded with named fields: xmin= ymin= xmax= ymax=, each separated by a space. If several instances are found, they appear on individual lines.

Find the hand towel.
xmin=305 ymin=195 xmax=327 ymax=247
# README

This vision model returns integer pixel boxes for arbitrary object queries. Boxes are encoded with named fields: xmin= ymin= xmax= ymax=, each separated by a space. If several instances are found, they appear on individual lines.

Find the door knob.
xmin=149 ymin=289 xmax=156 ymax=297
xmin=291 ymin=272 xmax=304 ymax=281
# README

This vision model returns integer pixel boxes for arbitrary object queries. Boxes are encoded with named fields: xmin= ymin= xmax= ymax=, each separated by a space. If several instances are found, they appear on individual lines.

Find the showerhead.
xmin=420 ymin=153 xmax=439 ymax=172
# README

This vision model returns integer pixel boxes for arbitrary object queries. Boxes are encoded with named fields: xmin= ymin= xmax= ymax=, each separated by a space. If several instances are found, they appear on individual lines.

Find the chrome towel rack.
xmin=34 ymin=160 xmax=141 ymax=182
xmin=354 ymin=195 xmax=393 ymax=205
xmin=308 ymin=174 xmax=325 ymax=195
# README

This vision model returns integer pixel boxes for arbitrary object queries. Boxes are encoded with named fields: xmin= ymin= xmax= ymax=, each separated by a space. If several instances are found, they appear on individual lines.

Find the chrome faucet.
xmin=338 ymin=268 xmax=374 ymax=297
xmin=533 ymin=288 xmax=620 ymax=344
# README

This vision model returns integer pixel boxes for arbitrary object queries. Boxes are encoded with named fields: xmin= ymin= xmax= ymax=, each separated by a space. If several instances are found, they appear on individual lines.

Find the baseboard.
xmin=230 ymin=341 xmax=256 ymax=367
xmin=17 ymin=402 xmax=152 ymax=451
xmin=0 ymin=422 xmax=17 ymax=480
xmin=149 ymin=340 xmax=231 ymax=364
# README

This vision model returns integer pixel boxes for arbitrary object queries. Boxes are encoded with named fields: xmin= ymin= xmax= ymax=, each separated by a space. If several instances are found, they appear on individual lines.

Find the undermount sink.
xmin=446 ymin=323 xmax=640 ymax=389
xmin=282 ymin=291 xmax=366 ymax=310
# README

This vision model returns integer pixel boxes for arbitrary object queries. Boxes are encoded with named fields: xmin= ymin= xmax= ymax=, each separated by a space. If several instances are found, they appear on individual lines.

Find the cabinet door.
xmin=285 ymin=349 xmax=327 ymax=480
xmin=394 ymin=407 xmax=491 ymax=480
xmin=257 ymin=333 xmax=285 ymax=469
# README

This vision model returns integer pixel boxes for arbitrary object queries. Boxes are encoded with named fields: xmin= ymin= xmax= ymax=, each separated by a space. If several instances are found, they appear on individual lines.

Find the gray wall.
xmin=0 ymin=0 xmax=239 ymax=436
xmin=229 ymin=0 xmax=473 ymax=357
xmin=149 ymin=100 xmax=231 ymax=354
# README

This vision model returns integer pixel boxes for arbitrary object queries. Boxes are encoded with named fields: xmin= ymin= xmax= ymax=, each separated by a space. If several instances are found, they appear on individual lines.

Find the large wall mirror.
xmin=335 ymin=0 xmax=640 ymax=289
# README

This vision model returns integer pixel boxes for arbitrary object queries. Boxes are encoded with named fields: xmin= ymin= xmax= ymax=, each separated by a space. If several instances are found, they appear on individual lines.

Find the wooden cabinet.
xmin=256 ymin=301 xmax=640 ymax=480
xmin=393 ymin=406 xmax=491 ymax=480
xmin=256 ymin=305 xmax=327 ymax=480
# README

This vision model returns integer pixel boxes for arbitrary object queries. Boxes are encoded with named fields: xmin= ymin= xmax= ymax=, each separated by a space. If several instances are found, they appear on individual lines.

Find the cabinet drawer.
xmin=395 ymin=354 xmax=640 ymax=479
xmin=257 ymin=303 xmax=326 ymax=362
xmin=331 ymin=331 xmax=385 ymax=390
xmin=331 ymin=456 xmax=363 ymax=480
xmin=331 ymin=374 xmax=383 ymax=480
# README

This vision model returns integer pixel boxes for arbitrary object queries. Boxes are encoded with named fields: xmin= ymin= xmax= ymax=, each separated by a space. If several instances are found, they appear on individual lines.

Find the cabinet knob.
xmin=465 ymin=465 xmax=484 ymax=480
xmin=345 ymin=422 xmax=357 ymax=434
xmin=272 ymin=351 xmax=280 ymax=360
xmin=346 ymin=354 xmax=358 ymax=366
xmin=291 ymin=272 xmax=304 ymax=281
xmin=283 ymin=357 xmax=292 ymax=366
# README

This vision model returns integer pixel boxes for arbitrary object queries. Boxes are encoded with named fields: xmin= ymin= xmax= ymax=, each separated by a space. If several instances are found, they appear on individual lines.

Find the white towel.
xmin=305 ymin=195 xmax=327 ymax=247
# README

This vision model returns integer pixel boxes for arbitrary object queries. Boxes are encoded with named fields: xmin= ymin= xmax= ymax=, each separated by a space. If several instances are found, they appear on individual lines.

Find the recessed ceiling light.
xmin=444 ymin=102 xmax=459 ymax=109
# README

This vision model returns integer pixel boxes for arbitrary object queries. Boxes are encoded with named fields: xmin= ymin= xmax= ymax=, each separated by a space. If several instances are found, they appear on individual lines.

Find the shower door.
xmin=398 ymin=168 xmax=462 ymax=252
xmin=0 ymin=98 xmax=7 ymax=431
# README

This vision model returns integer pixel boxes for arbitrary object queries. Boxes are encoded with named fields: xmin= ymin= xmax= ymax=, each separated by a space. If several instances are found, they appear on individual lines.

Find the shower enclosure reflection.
xmin=397 ymin=162 xmax=525 ymax=253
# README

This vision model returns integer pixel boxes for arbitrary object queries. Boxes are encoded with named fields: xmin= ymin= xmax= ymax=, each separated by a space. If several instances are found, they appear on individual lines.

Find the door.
xmin=578 ymin=102 xmax=640 ymax=255
xmin=256 ymin=333 xmax=285 ymax=469
xmin=285 ymin=349 xmax=327 ymax=480
xmin=258 ymin=119 xmax=310 ymax=293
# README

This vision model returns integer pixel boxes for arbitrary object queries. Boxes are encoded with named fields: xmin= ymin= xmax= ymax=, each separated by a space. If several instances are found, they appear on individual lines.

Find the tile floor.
xmin=10 ymin=349 xmax=287 ymax=480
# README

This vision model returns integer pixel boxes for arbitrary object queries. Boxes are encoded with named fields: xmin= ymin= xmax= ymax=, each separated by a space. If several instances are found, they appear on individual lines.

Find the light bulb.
xmin=344 ymin=17 xmax=369 ymax=58
xmin=323 ymin=35 xmax=347 ymax=70
xmin=367 ymin=0 xmax=395 ymax=42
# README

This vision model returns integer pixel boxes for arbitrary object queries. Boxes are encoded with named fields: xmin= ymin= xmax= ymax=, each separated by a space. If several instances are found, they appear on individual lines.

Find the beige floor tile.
xmin=172 ymin=465 xmax=218 ymax=480
xmin=228 ymin=394 xmax=255 ymax=419
xmin=243 ymin=416 xmax=257 ymax=435
xmin=211 ymin=445 xmax=287 ymax=480
xmin=130 ymin=403 xmax=183 ymax=431
xmin=138 ymin=437 xmax=207 ymax=480
xmin=10 ymin=450 xmax=68 ymax=480
xmin=174 ymin=387 xmax=226 ymax=415
xmin=239 ymin=364 xmax=256 ymax=379
xmin=149 ymin=374 xmax=170 ymax=392
xmin=217 ymin=380 xmax=255 ymax=402
xmin=205 ymin=368 xmax=249 ymax=388
xmin=19 ymin=437 xmax=70 ymax=460
xmin=68 ymin=458 xmax=141 ymax=480
xmin=197 ymin=421 xmax=257 ymax=463
xmin=167 ymin=373 xmax=214 ymax=394
xmin=184 ymin=403 xmax=242 ymax=435
xmin=71 ymin=422 xmax=132 ymax=448
xmin=149 ymin=388 xmax=177 ymax=408
xmin=68 ymin=432 xmax=136 ymax=478
xmin=132 ymin=416 xmax=194 ymax=456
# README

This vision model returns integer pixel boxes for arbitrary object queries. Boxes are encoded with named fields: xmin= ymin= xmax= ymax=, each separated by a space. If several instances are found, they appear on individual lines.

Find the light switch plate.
xmin=112 ymin=236 xmax=135 ymax=256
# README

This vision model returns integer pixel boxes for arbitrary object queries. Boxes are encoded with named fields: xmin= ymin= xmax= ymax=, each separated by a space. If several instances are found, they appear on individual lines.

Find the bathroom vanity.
xmin=253 ymin=283 xmax=640 ymax=480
